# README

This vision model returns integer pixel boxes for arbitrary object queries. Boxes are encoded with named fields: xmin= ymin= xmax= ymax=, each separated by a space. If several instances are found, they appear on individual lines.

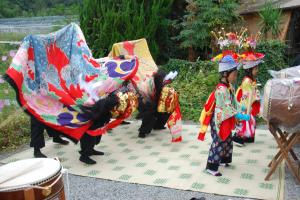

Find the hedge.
xmin=161 ymin=59 xmax=218 ymax=121
xmin=161 ymin=40 xmax=288 ymax=121
xmin=251 ymin=40 xmax=287 ymax=86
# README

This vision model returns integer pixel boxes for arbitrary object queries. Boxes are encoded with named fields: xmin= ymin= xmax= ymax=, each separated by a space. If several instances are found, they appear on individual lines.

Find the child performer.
xmin=233 ymin=38 xmax=264 ymax=146
xmin=198 ymin=53 xmax=250 ymax=176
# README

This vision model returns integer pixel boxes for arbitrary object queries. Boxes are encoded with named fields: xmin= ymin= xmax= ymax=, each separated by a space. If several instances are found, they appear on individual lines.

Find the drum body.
xmin=262 ymin=78 xmax=300 ymax=133
xmin=0 ymin=158 xmax=65 ymax=200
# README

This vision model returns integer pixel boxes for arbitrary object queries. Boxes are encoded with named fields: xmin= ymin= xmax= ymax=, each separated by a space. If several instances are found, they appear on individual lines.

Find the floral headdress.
xmin=211 ymin=27 xmax=248 ymax=51
xmin=240 ymin=32 xmax=265 ymax=69
xmin=211 ymin=28 xmax=248 ymax=72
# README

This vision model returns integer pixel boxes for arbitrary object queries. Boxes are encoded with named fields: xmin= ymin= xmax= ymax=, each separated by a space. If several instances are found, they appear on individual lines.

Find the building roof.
xmin=239 ymin=0 xmax=300 ymax=14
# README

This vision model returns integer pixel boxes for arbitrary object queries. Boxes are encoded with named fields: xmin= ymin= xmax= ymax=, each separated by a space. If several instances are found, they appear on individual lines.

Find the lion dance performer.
xmin=109 ymin=39 xmax=182 ymax=142
xmin=5 ymin=23 xmax=138 ymax=164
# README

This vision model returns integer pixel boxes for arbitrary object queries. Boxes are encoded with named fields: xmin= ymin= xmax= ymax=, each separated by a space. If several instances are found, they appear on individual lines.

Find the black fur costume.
xmin=137 ymin=69 xmax=171 ymax=138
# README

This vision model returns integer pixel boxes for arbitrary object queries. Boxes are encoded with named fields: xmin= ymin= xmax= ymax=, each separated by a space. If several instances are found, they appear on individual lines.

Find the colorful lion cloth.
xmin=109 ymin=39 xmax=182 ymax=142
xmin=5 ymin=23 xmax=139 ymax=142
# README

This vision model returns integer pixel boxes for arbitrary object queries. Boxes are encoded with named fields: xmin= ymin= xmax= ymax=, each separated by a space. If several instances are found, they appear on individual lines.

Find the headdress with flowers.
xmin=240 ymin=32 xmax=265 ymax=69
xmin=211 ymin=28 xmax=247 ymax=72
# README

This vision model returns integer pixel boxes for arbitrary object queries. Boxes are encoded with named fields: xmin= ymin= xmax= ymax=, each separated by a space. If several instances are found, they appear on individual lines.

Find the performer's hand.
xmin=235 ymin=113 xmax=250 ymax=121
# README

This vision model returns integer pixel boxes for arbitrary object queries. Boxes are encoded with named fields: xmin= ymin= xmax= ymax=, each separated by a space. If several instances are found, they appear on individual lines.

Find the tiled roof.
xmin=239 ymin=0 xmax=300 ymax=14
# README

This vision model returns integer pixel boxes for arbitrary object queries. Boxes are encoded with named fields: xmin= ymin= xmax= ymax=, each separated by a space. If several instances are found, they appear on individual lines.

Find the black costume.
xmin=138 ymin=69 xmax=170 ymax=138
xmin=79 ymin=93 xmax=119 ymax=164
xmin=30 ymin=116 xmax=69 ymax=158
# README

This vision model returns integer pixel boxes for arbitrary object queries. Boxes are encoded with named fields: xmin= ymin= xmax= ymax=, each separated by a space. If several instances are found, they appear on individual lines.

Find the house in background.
xmin=239 ymin=0 xmax=300 ymax=58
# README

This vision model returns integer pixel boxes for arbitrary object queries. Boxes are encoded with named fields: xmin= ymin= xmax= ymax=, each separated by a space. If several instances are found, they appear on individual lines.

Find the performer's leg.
xmin=153 ymin=112 xmax=170 ymax=130
xmin=93 ymin=135 xmax=104 ymax=155
xmin=30 ymin=117 xmax=47 ymax=158
xmin=220 ymin=134 xmax=233 ymax=166
xmin=244 ymin=115 xmax=255 ymax=143
xmin=80 ymin=133 xmax=96 ymax=164
xmin=205 ymin=116 xmax=223 ymax=176
xmin=232 ymin=121 xmax=245 ymax=147
xmin=244 ymin=137 xmax=255 ymax=143
xmin=95 ymin=135 xmax=102 ymax=145
xmin=79 ymin=115 xmax=108 ymax=164
xmin=138 ymin=111 xmax=156 ymax=138
xmin=46 ymin=127 xmax=69 ymax=145
xmin=88 ymin=115 xmax=110 ymax=155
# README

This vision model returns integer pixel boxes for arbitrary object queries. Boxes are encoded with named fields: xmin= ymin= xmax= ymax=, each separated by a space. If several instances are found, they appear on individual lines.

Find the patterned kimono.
xmin=235 ymin=76 xmax=260 ymax=142
xmin=206 ymin=83 xmax=240 ymax=171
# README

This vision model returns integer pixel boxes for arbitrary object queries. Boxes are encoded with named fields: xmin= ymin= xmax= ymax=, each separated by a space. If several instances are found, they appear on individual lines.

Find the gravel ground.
xmin=64 ymin=175 xmax=247 ymax=200
xmin=0 ymin=128 xmax=299 ymax=200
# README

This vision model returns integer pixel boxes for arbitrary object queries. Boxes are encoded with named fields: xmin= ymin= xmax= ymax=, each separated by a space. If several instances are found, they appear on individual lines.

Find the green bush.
xmin=254 ymin=40 xmax=287 ymax=86
xmin=236 ymin=40 xmax=287 ymax=88
xmin=161 ymin=59 xmax=218 ymax=121
xmin=162 ymin=40 xmax=288 ymax=122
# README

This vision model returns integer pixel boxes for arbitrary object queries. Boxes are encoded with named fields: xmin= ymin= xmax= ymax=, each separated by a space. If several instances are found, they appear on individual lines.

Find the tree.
xmin=79 ymin=0 xmax=173 ymax=62
xmin=258 ymin=1 xmax=282 ymax=39
xmin=0 ymin=0 xmax=22 ymax=18
xmin=0 ymin=0 xmax=81 ymax=18
xmin=175 ymin=0 xmax=240 ymax=61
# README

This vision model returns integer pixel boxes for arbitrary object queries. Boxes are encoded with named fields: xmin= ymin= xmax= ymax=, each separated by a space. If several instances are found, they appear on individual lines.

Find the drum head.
xmin=0 ymin=158 xmax=61 ymax=189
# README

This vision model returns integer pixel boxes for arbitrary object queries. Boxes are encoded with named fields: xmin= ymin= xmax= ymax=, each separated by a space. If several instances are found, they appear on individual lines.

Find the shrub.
xmin=162 ymin=39 xmax=288 ymax=122
xmin=254 ymin=40 xmax=287 ymax=86
xmin=161 ymin=59 xmax=218 ymax=121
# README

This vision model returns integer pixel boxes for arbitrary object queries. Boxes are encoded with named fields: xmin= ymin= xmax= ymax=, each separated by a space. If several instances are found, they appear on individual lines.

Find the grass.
xmin=0 ymin=43 xmax=17 ymax=99
xmin=0 ymin=106 xmax=30 ymax=152
xmin=0 ymin=32 xmax=27 ymax=42
xmin=0 ymin=43 xmax=30 ymax=152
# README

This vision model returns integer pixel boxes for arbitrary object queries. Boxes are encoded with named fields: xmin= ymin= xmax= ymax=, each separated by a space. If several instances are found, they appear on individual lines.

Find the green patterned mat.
xmin=1 ymin=122 xmax=284 ymax=200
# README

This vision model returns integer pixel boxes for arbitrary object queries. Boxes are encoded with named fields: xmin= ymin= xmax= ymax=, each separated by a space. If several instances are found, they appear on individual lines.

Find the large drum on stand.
xmin=262 ymin=78 xmax=300 ymax=133
xmin=0 ymin=158 xmax=65 ymax=200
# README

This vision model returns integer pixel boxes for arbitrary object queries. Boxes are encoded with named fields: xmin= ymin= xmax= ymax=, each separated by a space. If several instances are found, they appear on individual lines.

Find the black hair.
xmin=244 ymin=68 xmax=254 ymax=80
xmin=219 ymin=67 xmax=237 ymax=82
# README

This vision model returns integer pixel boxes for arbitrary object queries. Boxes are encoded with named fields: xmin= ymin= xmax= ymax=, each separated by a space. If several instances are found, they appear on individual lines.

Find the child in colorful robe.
xmin=233 ymin=51 xmax=264 ymax=146
xmin=198 ymin=53 xmax=250 ymax=176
